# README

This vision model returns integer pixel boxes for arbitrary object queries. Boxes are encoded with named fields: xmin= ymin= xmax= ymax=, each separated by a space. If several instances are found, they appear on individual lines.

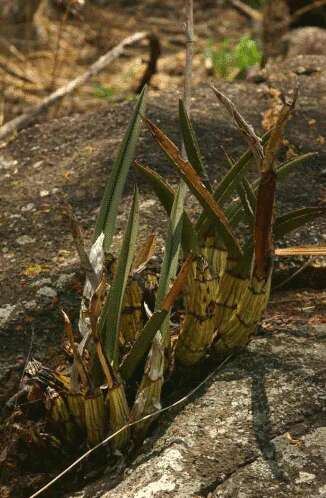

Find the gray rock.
xmin=31 ymin=277 xmax=52 ymax=287
xmin=21 ymin=203 xmax=35 ymax=212
xmin=69 ymin=327 xmax=326 ymax=498
xmin=56 ymin=273 xmax=74 ymax=290
xmin=0 ymin=304 xmax=16 ymax=326
xmin=283 ymin=27 xmax=326 ymax=58
xmin=16 ymin=235 xmax=35 ymax=245
xmin=36 ymin=286 xmax=57 ymax=298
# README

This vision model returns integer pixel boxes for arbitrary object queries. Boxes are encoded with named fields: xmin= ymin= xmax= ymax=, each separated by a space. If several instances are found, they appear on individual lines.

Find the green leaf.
xmin=156 ymin=185 xmax=184 ymax=308
xmin=227 ymin=152 xmax=316 ymax=227
xmin=222 ymin=152 xmax=256 ymax=229
xmin=120 ymin=309 xmax=168 ymax=380
xmin=236 ymin=180 xmax=255 ymax=228
xmin=99 ymin=188 xmax=140 ymax=367
xmin=155 ymin=184 xmax=184 ymax=343
xmin=274 ymin=207 xmax=326 ymax=239
xmin=94 ymin=86 xmax=147 ymax=252
xmin=234 ymin=36 xmax=262 ymax=72
xmin=276 ymin=152 xmax=317 ymax=181
xmin=134 ymin=161 xmax=197 ymax=253
xmin=178 ymin=99 xmax=211 ymax=190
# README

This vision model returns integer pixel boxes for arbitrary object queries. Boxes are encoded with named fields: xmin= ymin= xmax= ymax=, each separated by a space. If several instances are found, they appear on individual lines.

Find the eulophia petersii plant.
xmin=23 ymin=84 xmax=325 ymax=450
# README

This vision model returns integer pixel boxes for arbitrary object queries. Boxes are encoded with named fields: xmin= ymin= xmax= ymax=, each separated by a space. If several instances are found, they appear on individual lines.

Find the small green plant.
xmin=234 ymin=36 xmax=262 ymax=73
xmin=205 ymin=36 xmax=262 ymax=80
xmin=91 ymin=83 xmax=115 ymax=99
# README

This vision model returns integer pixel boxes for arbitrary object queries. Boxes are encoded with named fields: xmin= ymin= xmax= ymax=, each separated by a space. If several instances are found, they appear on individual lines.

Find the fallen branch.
xmin=275 ymin=245 xmax=326 ymax=257
xmin=0 ymin=31 xmax=148 ymax=142
xmin=228 ymin=0 xmax=262 ymax=22
xmin=135 ymin=33 xmax=161 ymax=94
xmin=230 ymin=0 xmax=326 ymax=28
xmin=291 ymin=0 xmax=326 ymax=23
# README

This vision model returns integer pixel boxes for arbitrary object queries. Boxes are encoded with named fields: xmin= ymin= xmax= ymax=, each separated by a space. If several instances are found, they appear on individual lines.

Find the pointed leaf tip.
xmin=94 ymin=87 xmax=147 ymax=253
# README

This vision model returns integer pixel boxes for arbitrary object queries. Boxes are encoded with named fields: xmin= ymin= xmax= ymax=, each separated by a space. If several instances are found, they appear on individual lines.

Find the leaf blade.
xmin=179 ymin=99 xmax=210 ymax=190
xmin=99 ymin=188 xmax=140 ymax=367
xmin=94 ymin=86 xmax=147 ymax=252
xmin=144 ymin=117 xmax=242 ymax=259
xmin=274 ymin=207 xmax=326 ymax=239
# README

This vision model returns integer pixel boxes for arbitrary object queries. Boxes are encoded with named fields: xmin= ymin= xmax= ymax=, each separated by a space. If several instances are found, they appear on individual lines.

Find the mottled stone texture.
xmin=71 ymin=321 xmax=326 ymax=497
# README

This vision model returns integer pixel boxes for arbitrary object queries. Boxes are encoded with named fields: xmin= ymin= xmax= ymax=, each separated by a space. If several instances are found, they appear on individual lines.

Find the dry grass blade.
xmin=161 ymin=254 xmax=194 ymax=311
xmin=62 ymin=310 xmax=89 ymax=390
xmin=133 ymin=234 xmax=157 ymax=273
xmin=211 ymin=85 xmax=264 ymax=163
xmin=28 ymin=355 xmax=233 ymax=498
xmin=64 ymin=202 xmax=97 ymax=290
xmin=275 ymin=246 xmax=326 ymax=257
xmin=273 ymin=256 xmax=319 ymax=290
xmin=144 ymin=117 xmax=242 ymax=258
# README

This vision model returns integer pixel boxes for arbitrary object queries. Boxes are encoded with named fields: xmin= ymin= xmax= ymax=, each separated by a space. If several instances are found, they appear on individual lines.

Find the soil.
xmin=0 ymin=2 xmax=325 ymax=496
xmin=0 ymin=0 xmax=249 ymax=121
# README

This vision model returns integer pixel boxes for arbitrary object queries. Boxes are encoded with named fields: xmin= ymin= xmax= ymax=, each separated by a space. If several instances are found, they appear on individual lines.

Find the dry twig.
xmin=135 ymin=33 xmax=161 ymax=94
xmin=291 ymin=0 xmax=326 ymax=22
xmin=229 ymin=0 xmax=262 ymax=22
xmin=0 ymin=31 xmax=148 ymax=142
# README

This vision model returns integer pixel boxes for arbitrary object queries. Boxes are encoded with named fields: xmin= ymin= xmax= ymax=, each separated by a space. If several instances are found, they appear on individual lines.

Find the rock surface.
xmin=0 ymin=54 xmax=325 ymax=496
xmin=283 ymin=27 xmax=326 ymax=57
xmin=70 ymin=317 xmax=326 ymax=497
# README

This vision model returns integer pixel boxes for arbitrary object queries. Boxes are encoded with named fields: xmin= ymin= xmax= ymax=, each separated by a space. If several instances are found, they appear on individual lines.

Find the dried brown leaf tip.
xmin=210 ymin=85 xmax=264 ymax=163
xmin=262 ymin=86 xmax=299 ymax=173
xmin=133 ymin=233 xmax=157 ymax=273
xmin=143 ymin=116 xmax=241 ymax=258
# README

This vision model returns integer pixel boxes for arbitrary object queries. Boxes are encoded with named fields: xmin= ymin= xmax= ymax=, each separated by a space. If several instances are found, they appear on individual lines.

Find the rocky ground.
xmin=70 ymin=298 xmax=326 ymax=497
xmin=0 ymin=53 xmax=325 ymax=496
xmin=0 ymin=1 xmax=326 ymax=494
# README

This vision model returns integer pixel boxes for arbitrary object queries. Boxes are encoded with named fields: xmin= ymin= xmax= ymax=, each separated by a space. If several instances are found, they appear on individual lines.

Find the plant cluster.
xmin=20 ymin=85 xmax=324 ymax=453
